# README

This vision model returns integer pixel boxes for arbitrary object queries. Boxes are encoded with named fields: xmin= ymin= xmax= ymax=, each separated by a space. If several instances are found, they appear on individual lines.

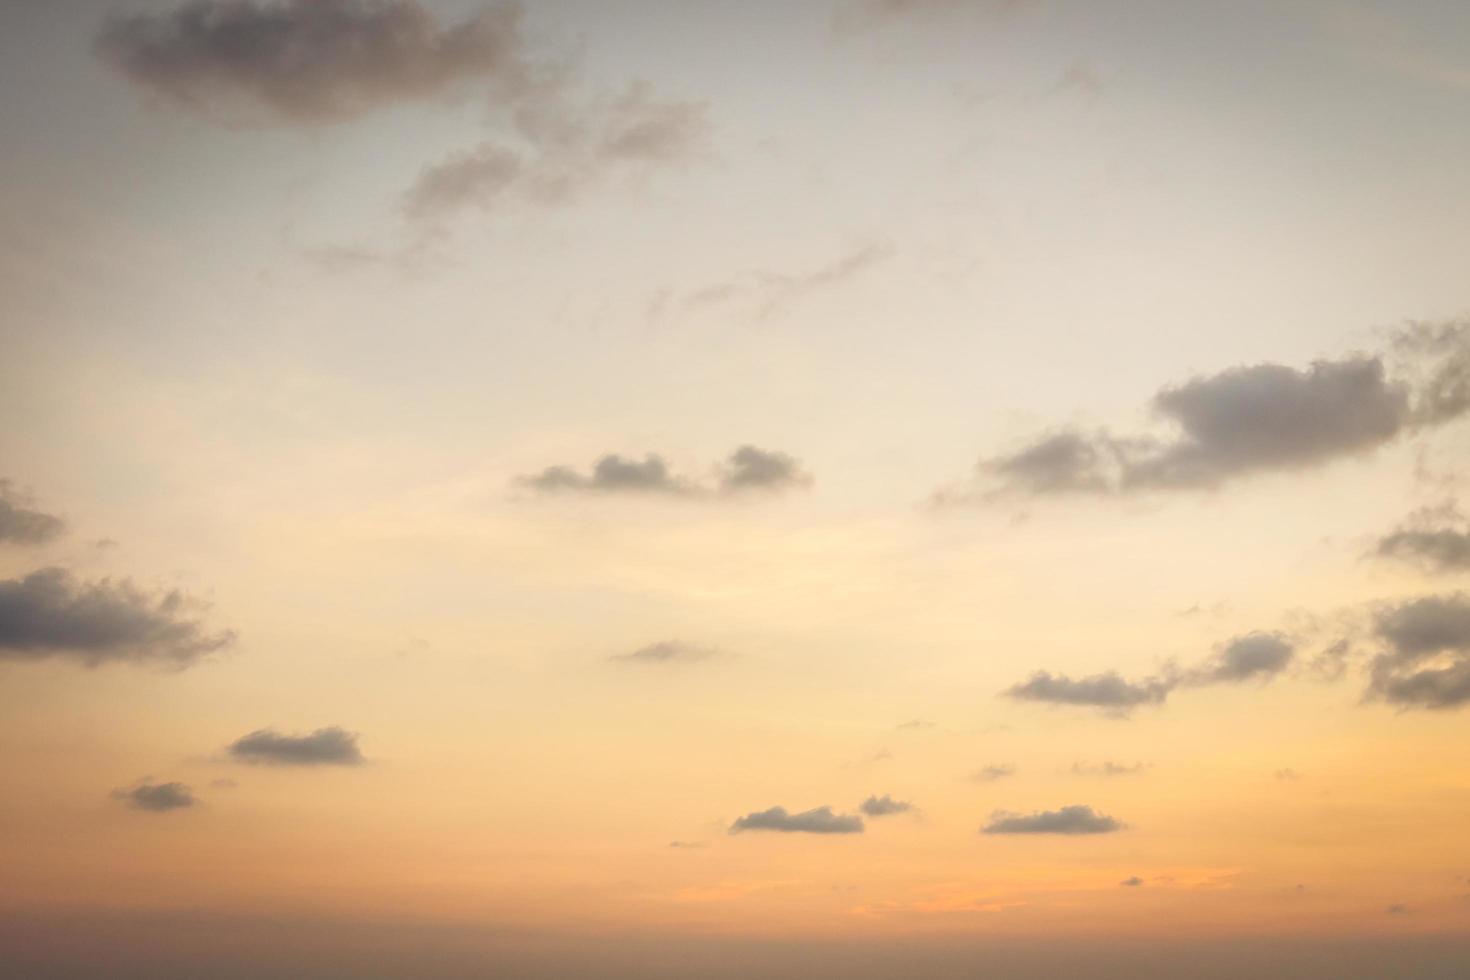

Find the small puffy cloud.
xmin=1120 ymin=876 xmax=1144 ymax=887
xmin=228 ymin=726 xmax=365 ymax=766
xmin=981 ymin=804 xmax=1122 ymax=835
xmin=719 ymin=446 xmax=811 ymax=493
xmin=974 ymin=764 xmax=1016 ymax=782
xmin=96 ymin=0 xmax=531 ymax=124
xmin=1004 ymin=670 xmax=1174 ymax=714
xmin=516 ymin=447 xmax=809 ymax=498
xmin=0 ymin=481 xmax=66 ymax=546
xmin=1375 ymin=503 xmax=1470 ymax=573
xmin=112 ymin=780 xmax=195 ymax=812
xmin=1368 ymin=593 xmax=1470 ymax=710
xmin=612 ymin=641 xmax=717 ymax=665
xmin=1186 ymin=632 xmax=1294 ymax=685
xmin=729 ymin=805 xmax=864 ymax=835
xmin=0 ymin=567 xmax=235 ymax=668
xmin=859 ymin=794 xmax=913 ymax=817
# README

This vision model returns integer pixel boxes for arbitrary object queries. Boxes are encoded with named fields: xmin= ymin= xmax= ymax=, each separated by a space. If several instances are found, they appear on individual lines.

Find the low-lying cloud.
xmin=228 ymin=726 xmax=365 ymax=766
xmin=112 ymin=780 xmax=196 ymax=812
xmin=0 ymin=567 xmax=235 ymax=668
xmin=0 ymin=481 xmax=65 ymax=546
xmin=981 ymin=804 xmax=1122 ymax=835
xmin=729 ymin=805 xmax=864 ymax=835
xmin=516 ymin=445 xmax=810 ymax=497
xmin=859 ymin=794 xmax=913 ymax=817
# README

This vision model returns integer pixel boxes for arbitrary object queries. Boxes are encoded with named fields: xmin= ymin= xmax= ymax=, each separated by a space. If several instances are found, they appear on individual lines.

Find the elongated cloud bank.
xmin=0 ymin=480 xmax=65 ymax=546
xmin=228 ymin=726 xmax=365 ymax=766
xmin=96 ymin=0 xmax=530 ymax=124
xmin=953 ymin=321 xmax=1470 ymax=500
xmin=982 ymin=804 xmax=1122 ymax=835
xmin=729 ymin=805 xmax=864 ymax=834
xmin=516 ymin=445 xmax=810 ymax=497
xmin=0 ymin=567 xmax=235 ymax=668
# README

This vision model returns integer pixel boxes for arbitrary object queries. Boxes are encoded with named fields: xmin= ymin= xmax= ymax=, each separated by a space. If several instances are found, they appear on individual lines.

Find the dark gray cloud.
xmin=1375 ymin=504 xmax=1470 ymax=573
xmin=0 ymin=480 xmax=66 ymax=546
xmin=859 ymin=794 xmax=913 ymax=817
xmin=729 ymin=805 xmax=864 ymax=835
xmin=0 ymin=567 xmax=235 ymax=668
xmin=612 ymin=641 xmax=717 ymax=665
xmin=982 ymin=804 xmax=1122 ymax=835
xmin=112 ymin=780 xmax=196 ymax=812
xmin=1368 ymin=593 xmax=1470 ymax=710
xmin=719 ymin=446 xmax=811 ymax=493
xmin=961 ymin=323 xmax=1470 ymax=501
xmin=1120 ymin=876 xmax=1144 ymax=887
xmin=228 ymin=726 xmax=365 ymax=766
xmin=516 ymin=446 xmax=809 ymax=498
xmin=1186 ymin=632 xmax=1295 ymax=685
xmin=96 ymin=0 xmax=531 ymax=124
xmin=974 ymin=764 xmax=1016 ymax=782
xmin=1004 ymin=670 xmax=1175 ymax=714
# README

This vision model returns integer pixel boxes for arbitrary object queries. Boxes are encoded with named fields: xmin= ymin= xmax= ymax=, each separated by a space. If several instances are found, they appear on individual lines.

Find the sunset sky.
xmin=3 ymin=1 xmax=1470 ymax=977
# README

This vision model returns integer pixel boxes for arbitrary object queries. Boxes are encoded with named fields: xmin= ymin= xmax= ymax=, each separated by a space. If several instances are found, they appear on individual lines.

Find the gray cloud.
xmin=0 ymin=567 xmax=235 ymax=668
xmin=1072 ymin=761 xmax=1148 ymax=777
xmin=1375 ymin=503 xmax=1470 ymax=573
xmin=961 ymin=323 xmax=1470 ymax=501
xmin=97 ymin=0 xmax=531 ymax=124
xmin=859 ymin=794 xmax=913 ymax=817
xmin=0 ymin=480 xmax=66 ymax=546
xmin=612 ymin=641 xmax=717 ymax=665
xmin=719 ymin=446 xmax=811 ymax=493
xmin=1186 ymin=632 xmax=1295 ymax=685
xmin=729 ymin=805 xmax=864 ymax=835
xmin=112 ymin=780 xmax=196 ymax=812
xmin=1368 ymin=593 xmax=1470 ymax=710
xmin=982 ymin=804 xmax=1123 ymax=835
xmin=516 ymin=446 xmax=809 ymax=498
xmin=653 ymin=245 xmax=890 ymax=322
xmin=974 ymin=764 xmax=1016 ymax=782
xmin=1004 ymin=670 xmax=1175 ymax=714
xmin=228 ymin=726 xmax=365 ymax=766
xmin=1120 ymin=876 xmax=1144 ymax=887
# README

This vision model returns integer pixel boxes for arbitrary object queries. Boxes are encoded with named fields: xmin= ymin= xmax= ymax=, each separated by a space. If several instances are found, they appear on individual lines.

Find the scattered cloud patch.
xmin=0 ymin=567 xmax=234 ymax=668
xmin=228 ymin=726 xmax=365 ymax=766
xmin=1368 ymin=593 xmax=1470 ymax=709
xmin=516 ymin=446 xmax=810 ymax=498
xmin=718 ymin=446 xmax=811 ymax=493
xmin=0 ymin=480 xmax=65 ymax=546
xmin=1120 ymin=876 xmax=1144 ymax=887
xmin=612 ymin=641 xmax=717 ymax=665
xmin=97 ymin=0 xmax=533 ymax=124
xmin=1004 ymin=670 xmax=1174 ymax=715
xmin=112 ymin=780 xmax=195 ymax=812
xmin=973 ymin=764 xmax=1016 ymax=782
xmin=859 ymin=794 xmax=913 ymax=817
xmin=1186 ymin=632 xmax=1295 ymax=685
xmin=982 ymin=805 xmax=1122 ymax=835
xmin=1072 ymin=761 xmax=1148 ymax=777
xmin=1375 ymin=503 xmax=1470 ymax=573
xmin=729 ymin=805 xmax=864 ymax=835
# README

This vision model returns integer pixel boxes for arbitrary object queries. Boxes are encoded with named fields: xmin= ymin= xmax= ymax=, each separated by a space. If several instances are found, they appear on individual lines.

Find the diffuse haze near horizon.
xmin=3 ymin=1 xmax=1470 ymax=977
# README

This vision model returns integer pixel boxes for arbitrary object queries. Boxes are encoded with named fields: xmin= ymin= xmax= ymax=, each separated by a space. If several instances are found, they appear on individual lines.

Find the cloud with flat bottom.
xmin=729 ymin=805 xmax=864 ymax=834
xmin=112 ymin=780 xmax=196 ymax=812
xmin=982 ymin=804 xmax=1122 ymax=835
xmin=516 ymin=446 xmax=810 ymax=498
xmin=1368 ymin=593 xmax=1470 ymax=710
xmin=859 ymin=795 xmax=913 ymax=817
xmin=228 ymin=726 xmax=365 ymax=766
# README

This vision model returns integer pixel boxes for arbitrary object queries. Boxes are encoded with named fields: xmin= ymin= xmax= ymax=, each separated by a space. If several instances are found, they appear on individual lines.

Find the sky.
xmin=3 ymin=1 xmax=1470 ymax=976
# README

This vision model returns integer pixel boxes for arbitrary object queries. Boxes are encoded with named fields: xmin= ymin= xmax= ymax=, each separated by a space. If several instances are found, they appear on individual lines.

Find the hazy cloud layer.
xmin=0 ymin=567 xmax=235 ymax=668
xmin=612 ymin=641 xmax=717 ymax=665
xmin=1368 ymin=593 xmax=1470 ymax=709
xmin=0 ymin=481 xmax=66 ymax=546
xmin=982 ymin=804 xmax=1122 ymax=835
xmin=517 ymin=446 xmax=809 ymax=497
xmin=1072 ymin=761 xmax=1148 ymax=777
xmin=1375 ymin=503 xmax=1470 ymax=573
xmin=97 ymin=0 xmax=531 ymax=124
xmin=112 ymin=780 xmax=196 ymax=812
xmin=729 ymin=805 xmax=864 ymax=835
xmin=859 ymin=794 xmax=913 ymax=817
xmin=959 ymin=322 xmax=1470 ymax=501
xmin=228 ymin=726 xmax=365 ymax=766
